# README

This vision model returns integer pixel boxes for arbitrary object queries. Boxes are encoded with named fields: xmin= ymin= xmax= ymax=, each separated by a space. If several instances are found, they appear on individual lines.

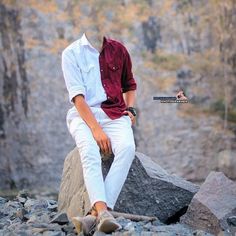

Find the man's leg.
xmin=69 ymin=115 xmax=122 ymax=234
xmin=101 ymin=113 xmax=136 ymax=210
xmin=69 ymin=117 xmax=107 ymax=214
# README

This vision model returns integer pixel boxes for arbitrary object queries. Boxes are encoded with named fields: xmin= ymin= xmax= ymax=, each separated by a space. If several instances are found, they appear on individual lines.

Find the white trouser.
xmin=68 ymin=107 xmax=135 ymax=210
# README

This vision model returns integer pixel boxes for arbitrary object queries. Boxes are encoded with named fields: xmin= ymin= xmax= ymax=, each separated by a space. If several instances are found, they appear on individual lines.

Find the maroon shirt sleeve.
xmin=121 ymin=47 xmax=137 ymax=93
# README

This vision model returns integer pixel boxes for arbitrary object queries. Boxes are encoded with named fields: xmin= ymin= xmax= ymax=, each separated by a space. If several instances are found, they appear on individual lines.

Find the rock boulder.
xmin=58 ymin=148 xmax=199 ymax=223
xmin=180 ymin=171 xmax=236 ymax=235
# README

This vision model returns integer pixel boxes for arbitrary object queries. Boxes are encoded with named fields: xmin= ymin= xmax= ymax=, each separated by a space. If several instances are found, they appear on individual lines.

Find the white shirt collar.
xmin=81 ymin=33 xmax=94 ymax=49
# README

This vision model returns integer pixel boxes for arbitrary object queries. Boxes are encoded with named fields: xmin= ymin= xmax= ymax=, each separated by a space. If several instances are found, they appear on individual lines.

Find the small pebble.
xmin=0 ymin=197 xmax=7 ymax=204
xmin=227 ymin=216 xmax=236 ymax=226
xmin=50 ymin=212 xmax=69 ymax=225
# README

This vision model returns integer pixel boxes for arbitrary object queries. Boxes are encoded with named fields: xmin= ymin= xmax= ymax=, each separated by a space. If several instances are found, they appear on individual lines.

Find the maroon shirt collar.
xmin=101 ymin=36 xmax=112 ymax=52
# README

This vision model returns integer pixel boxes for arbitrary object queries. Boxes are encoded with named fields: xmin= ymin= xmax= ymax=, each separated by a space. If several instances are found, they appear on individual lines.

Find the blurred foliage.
xmin=210 ymin=100 xmax=236 ymax=123
xmin=152 ymin=52 xmax=186 ymax=71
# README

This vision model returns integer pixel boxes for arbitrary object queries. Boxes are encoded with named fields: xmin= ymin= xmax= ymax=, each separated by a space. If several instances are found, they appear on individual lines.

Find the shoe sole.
xmin=97 ymin=218 xmax=121 ymax=233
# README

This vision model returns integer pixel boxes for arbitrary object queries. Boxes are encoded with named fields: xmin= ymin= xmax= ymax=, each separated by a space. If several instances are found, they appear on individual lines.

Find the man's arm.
xmin=123 ymin=90 xmax=136 ymax=125
xmin=121 ymin=46 xmax=137 ymax=125
xmin=62 ymin=50 xmax=112 ymax=155
xmin=123 ymin=90 xmax=136 ymax=107
xmin=73 ymin=95 xmax=112 ymax=155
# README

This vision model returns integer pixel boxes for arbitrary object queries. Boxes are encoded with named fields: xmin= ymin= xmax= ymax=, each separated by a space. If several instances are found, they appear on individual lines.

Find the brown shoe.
xmin=96 ymin=210 xmax=121 ymax=233
xmin=72 ymin=215 xmax=97 ymax=236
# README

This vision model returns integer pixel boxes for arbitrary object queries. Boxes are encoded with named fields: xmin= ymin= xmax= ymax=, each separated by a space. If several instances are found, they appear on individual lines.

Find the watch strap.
xmin=126 ymin=107 xmax=137 ymax=116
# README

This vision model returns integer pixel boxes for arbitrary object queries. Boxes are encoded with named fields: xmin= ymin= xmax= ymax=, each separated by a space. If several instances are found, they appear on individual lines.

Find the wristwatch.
xmin=126 ymin=107 xmax=137 ymax=117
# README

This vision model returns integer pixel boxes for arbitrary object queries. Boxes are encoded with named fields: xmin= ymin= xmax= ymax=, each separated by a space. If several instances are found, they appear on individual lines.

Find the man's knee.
xmin=127 ymin=142 xmax=136 ymax=159
xmin=117 ymin=140 xmax=135 ymax=158
xmin=78 ymin=141 xmax=101 ymax=166
xmin=127 ymin=141 xmax=135 ymax=152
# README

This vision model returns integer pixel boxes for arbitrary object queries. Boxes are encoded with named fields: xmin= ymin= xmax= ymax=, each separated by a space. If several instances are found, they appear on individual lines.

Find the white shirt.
xmin=61 ymin=33 xmax=107 ymax=126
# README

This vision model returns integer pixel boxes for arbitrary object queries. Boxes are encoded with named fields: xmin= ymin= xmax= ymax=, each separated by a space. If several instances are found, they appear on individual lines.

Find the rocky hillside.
xmin=0 ymin=0 xmax=236 ymax=190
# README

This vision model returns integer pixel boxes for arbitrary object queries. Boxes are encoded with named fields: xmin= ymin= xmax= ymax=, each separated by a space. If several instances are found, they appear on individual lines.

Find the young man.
xmin=61 ymin=31 xmax=137 ymax=234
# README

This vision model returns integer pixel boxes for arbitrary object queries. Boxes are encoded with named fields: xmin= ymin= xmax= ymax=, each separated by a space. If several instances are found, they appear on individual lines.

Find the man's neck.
xmin=85 ymin=31 xmax=104 ymax=53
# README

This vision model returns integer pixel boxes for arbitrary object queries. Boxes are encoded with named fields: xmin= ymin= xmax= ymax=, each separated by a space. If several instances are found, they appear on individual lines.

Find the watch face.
xmin=128 ymin=107 xmax=136 ymax=116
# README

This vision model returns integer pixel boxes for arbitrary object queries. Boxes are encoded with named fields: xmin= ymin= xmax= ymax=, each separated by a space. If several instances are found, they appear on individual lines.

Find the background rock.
xmin=58 ymin=148 xmax=199 ymax=223
xmin=0 ymin=0 xmax=236 ymax=191
xmin=180 ymin=171 xmax=236 ymax=235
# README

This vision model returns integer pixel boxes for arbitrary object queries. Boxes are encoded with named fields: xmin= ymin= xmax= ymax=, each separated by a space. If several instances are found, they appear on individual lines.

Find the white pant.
xmin=68 ymin=107 xmax=135 ymax=211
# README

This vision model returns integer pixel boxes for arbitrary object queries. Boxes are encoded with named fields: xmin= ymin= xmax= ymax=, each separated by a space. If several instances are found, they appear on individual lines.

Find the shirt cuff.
xmin=69 ymin=86 xmax=86 ymax=104
xmin=122 ymin=83 xmax=137 ymax=93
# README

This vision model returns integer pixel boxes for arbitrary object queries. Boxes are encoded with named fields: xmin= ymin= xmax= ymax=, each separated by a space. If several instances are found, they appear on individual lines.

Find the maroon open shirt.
xmin=99 ymin=37 xmax=137 ymax=119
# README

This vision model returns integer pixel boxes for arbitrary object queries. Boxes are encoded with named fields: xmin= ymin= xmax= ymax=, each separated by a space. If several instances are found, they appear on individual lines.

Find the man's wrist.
xmin=126 ymin=107 xmax=137 ymax=116
xmin=90 ymin=123 xmax=101 ymax=132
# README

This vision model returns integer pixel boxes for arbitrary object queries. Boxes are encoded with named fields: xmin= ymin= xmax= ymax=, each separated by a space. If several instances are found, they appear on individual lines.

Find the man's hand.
xmin=73 ymin=95 xmax=112 ymax=155
xmin=122 ymin=110 xmax=136 ymax=125
xmin=91 ymin=126 xmax=112 ymax=155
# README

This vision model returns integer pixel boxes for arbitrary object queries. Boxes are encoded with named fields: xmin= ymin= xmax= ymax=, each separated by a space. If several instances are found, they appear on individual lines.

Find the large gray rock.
xmin=58 ymin=148 xmax=199 ymax=223
xmin=180 ymin=171 xmax=236 ymax=235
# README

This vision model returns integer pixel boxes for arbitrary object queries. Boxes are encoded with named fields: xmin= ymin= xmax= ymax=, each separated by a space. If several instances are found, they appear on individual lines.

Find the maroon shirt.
xmin=99 ymin=37 xmax=137 ymax=119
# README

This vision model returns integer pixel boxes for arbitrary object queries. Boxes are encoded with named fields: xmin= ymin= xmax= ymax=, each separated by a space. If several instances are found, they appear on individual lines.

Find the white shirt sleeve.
xmin=61 ymin=50 xmax=86 ymax=104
